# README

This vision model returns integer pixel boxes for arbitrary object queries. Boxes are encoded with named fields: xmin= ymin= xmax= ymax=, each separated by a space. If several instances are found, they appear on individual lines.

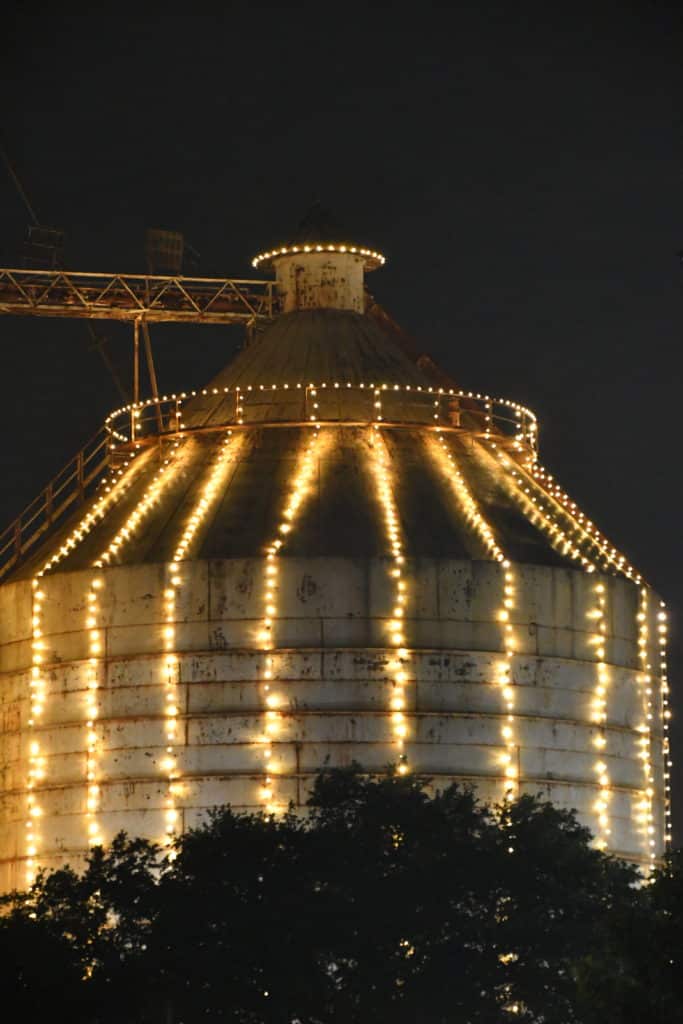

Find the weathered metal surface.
xmin=0 ymin=553 xmax=665 ymax=892
xmin=273 ymin=252 xmax=366 ymax=313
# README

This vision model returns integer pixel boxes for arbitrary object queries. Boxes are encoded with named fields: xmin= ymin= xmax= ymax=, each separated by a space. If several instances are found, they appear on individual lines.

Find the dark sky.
xmin=1 ymin=6 xmax=682 ymax=835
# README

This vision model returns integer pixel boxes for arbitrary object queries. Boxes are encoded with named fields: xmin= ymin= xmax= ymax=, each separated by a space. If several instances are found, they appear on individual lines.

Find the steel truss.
xmin=0 ymin=268 xmax=276 ymax=323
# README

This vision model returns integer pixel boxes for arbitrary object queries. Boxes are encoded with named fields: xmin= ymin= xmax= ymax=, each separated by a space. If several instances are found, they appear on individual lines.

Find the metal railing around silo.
xmin=102 ymin=384 xmax=538 ymax=454
xmin=0 ymin=427 xmax=111 ymax=580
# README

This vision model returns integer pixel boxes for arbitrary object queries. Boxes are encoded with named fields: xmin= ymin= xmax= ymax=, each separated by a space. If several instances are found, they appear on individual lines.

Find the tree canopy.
xmin=1 ymin=767 xmax=680 ymax=1023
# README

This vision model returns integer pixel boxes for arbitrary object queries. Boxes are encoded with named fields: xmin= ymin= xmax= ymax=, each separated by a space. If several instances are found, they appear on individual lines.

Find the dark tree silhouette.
xmin=0 ymin=768 xmax=678 ymax=1023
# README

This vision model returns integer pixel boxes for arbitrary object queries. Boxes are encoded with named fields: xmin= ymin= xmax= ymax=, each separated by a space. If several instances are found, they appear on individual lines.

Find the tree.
xmin=0 ymin=768 xmax=675 ymax=1023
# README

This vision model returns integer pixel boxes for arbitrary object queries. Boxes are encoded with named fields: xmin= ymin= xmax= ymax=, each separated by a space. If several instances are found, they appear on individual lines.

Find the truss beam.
xmin=0 ymin=268 xmax=276 ymax=323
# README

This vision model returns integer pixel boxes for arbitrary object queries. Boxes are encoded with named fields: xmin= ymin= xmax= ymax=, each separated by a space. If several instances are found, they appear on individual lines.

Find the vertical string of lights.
xmin=24 ymin=449 xmax=148 ymax=882
xmin=498 ymin=565 xmax=518 ymax=801
xmin=78 ymin=437 xmax=185 ymax=851
xmin=161 ymin=431 xmax=242 ymax=846
xmin=588 ymin=581 xmax=611 ymax=850
xmin=492 ymin=443 xmax=657 ymax=859
xmin=636 ymin=587 xmax=656 ymax=871
xmin=429 ymin=433 xmax=518 ymax=799
xmin=92 ymin=439 xmax=184 ymax=570
xmin=658 ymin=602 xmax=673 ymax=849
xmin=367 ymin=427 xmax=410 ymax=774
xmin=256 ymin=427 xmax=325 ymax=812
xmin=26 ymin=578 xmax=48 ymax=886
xmin=84 ymin=577 xmax=104 ymax=848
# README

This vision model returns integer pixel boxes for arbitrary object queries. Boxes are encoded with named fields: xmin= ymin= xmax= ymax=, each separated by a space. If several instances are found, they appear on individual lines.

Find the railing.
xmin=105 ymin=383 xmax=539 ymax=453
xmin=0 ymin=428 xmax=112 ymax=580
xmin=0 ymin=269 xmax=277 ymax=323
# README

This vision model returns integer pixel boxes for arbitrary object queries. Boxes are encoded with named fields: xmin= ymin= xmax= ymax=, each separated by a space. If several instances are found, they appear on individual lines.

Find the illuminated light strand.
xmin=374 ymin=387 xmax=383 ymax=425
xmin=251 ymin=242 xmax=386 ymax=270
xmin=636 ymin=587 xmax=657 ymax=871
xmin=588 ymin=582 xmax=611 ymax=850
xmin=658 ymin=603 xmax=673 ymax=848
xmin=497 ymin=565 xmax=519 ymax=802
xmin=160 ymin=592 xmax=180 ymax=849
xmin=367 ymin=429 xmax=410 ymax=773
xmin=487 ymin=443 xmax=598 ymax=574
xmin=484 ymin=398 xmax=493 ymax=441
xmin=26 ymin=577 xmax=48 ymax=885
xmin=79 ymin=437 xmax=185 ymax=852
xmin=525 ymin=460 xmax=641 ymax=582
xmin=37 ymin=448 xmax=143 ymax=578
xmin=84 ymin=578 xmax=104 ymax=847
xmin=161 ymin=431 xmax=243 ymax=844
xmin=92 ymin=439 xmax=183 ymax=569
xmin=431 ymin=433 xmax=506 ymax=562
xmin=104 ymin=384 xmax=539 ymax=457
xmin=428 ymin=434 xmax=519 ymax=799
xmin=256 ymin=427 xmax=325 ymax=812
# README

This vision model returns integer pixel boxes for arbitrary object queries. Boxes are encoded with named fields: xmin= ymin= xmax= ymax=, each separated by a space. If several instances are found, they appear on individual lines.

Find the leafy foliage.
xmin=0 ymin=768 xmax=678 ymax=1023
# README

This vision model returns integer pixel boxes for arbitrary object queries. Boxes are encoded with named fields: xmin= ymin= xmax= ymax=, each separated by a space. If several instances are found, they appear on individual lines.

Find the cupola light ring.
xmin=252 ymin=243 xmax=386 ymax=270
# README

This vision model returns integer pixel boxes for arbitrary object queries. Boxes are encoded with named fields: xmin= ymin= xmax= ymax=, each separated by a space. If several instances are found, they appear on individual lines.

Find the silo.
xmin=0 ymin=219 xmax=671 ymax=892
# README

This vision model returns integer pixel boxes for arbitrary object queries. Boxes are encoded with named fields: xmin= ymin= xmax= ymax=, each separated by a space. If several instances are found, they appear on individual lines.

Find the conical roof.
xmin=3 ymin=200 xmax=643 ymax=590
xmin=12 ymin=296 xmax=639 ymax=584
xmin=182 ymin=310 xmax=431 ymax=429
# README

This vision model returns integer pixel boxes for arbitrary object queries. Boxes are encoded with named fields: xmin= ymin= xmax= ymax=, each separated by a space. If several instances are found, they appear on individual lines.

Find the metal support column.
xmin=131 ymin=318 xmax=141 ymax=441
xmin=142 ymin=322 xmax=163 ymax=432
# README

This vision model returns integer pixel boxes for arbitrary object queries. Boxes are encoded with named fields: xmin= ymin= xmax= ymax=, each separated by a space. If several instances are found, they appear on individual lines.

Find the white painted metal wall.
xmin=0 ymin=556 xmax=666 ymax=892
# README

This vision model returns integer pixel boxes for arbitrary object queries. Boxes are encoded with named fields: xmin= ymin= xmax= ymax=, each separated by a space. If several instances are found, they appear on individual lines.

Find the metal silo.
xmin=0 ymin=217 xmax=671 ymax=891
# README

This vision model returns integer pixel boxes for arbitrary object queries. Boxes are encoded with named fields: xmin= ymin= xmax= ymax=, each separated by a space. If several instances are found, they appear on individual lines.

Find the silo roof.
xmin=6 ymin=303 xmax=641 ymax=585
xmin=182 ymin=310 xmax=431 ymax=429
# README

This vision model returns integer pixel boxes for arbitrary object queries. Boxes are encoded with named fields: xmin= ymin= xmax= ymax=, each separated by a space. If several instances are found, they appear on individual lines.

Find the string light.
xmin=251 ymin=243 xmax=386 ymax=270
xmin=428 ymin=434 xmax=518 ymax=799
xmin=256 ymin=427 xmax=327 ymax=811
xmin=636 ymin=587 xmax=657 ymax=871
xmin=658 ymin=603 xmax=673 ymax=848
xmin=37 ymin=448 xmax=144 ymax=577
xmin=497 ymin=565 xmax=518 ymax=802
xmin=161 ymin=431 xmax=243 ymax=844
xmin=588 ymin=582 xmax=611 ymax=849
xmin=367 ymin=429 xmax=410 ymax=773
xmin=525 ymin=460 xmax=640 ymax=582
xmin=84 ymin=578 xmax=103 ymax=848
xmin=92 ymin=439 xmax=184 ymax=569
xmin=24 ymin=447 xmax=149 ymax=881
xmin=374 ymin=387 xmax=383 ymax=426
xmin=26 ymin=577 xmax=47 ymax=885
xmin=104 ymin=384 xmax=539 ymax=462
xmin=431 ymin=434 xmax=506 ymax=562
xmin=76 ymin=437 xmax=188 ymax=853
xmin=486 ymin=443 xmax=599 ymax=574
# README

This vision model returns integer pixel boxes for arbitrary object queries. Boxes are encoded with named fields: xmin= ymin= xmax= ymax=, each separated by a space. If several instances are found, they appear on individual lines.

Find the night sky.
xmin=1 ymin=8 xmax=682 ymax=836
